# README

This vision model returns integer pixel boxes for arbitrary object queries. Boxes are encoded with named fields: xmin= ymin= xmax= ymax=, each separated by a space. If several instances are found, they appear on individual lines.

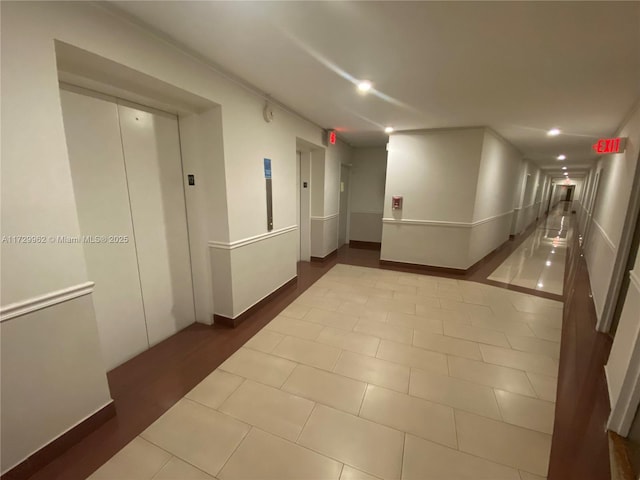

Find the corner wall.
xmin=381 ymin=127 xmax=524 ymax=269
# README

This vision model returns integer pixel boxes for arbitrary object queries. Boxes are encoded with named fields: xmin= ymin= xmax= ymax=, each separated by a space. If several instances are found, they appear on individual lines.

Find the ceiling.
xmin=109 ymin=1 xmax=640 ymax=175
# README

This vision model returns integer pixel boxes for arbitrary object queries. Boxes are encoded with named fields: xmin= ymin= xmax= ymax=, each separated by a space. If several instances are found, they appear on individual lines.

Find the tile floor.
xmin=89 ymin=265 xmax=562 ymax=480
xmin=488 ymin=202 xmax=572 ymax=295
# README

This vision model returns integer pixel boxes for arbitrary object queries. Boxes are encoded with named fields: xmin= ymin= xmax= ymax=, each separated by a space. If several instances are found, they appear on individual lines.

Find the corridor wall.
xmin=0 ymin=1 xmax=350 ymax=473
xmin=381 ymin=127 xmax=523 ymax=269
xmin=349 ymin=147 xmax=387 ymax=244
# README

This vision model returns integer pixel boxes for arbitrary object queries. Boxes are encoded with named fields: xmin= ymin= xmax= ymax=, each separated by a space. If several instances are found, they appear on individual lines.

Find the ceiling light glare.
xmin=357 ymin=80 xmax=372 ymax=93
xmin=562 ymin=167 xmax=567 ymax=170
xmin=384 ymin=126 xmax=394 ymax=134
xmin=537 ymin=282 xmax=544 ymax=288
xmin=557 ymin=154 xmax=566 ymax=160
xmin=564 ymin=172 xmax=569 ymax=176
xmin=547 ymin=128 xmax=561 ymax=136
xmin=546 ymin=261 xmax=552 ymax=266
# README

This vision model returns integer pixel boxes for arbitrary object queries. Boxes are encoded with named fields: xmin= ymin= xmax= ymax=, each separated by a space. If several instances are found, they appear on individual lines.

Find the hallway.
xmin=488 ymin=203 xmax=573 ymax=296
xmin=89 ymin=265 xmax=561 ymax=480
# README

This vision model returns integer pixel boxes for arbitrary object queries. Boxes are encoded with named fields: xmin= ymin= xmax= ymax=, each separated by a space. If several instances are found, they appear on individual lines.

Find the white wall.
xmin=511 ymin=160 xmax=546 ymax=235
xmin=349 ymin=147 xmax=387 ymax=243
xmin=584 ymin=104 xmax=640 ymax=320
xmin=469 ymin=130 xmax=522 ymax=264
xmin=381 ymin=127 xmax=524 ymax=269
xmin=586 ymin=104 xmax=640 ymax=420
xmin=0 ymin=0 xmax=349 ymax=471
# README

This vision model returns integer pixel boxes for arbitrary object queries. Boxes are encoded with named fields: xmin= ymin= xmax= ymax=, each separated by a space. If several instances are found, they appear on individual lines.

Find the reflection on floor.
xmin=488 ymin=202 xmax=573 ymax=296
xmin=90 ymin=265 xmax=562 ymax=480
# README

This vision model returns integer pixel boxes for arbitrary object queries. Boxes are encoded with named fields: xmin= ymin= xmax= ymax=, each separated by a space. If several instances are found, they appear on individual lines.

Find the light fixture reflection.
xmin=557 ymin=154 xmax=566 ymax=160
xmin=357 ymin=80 xmax=372 ymax=93
xmin=547 ymin=128 xmax=561 ymax=136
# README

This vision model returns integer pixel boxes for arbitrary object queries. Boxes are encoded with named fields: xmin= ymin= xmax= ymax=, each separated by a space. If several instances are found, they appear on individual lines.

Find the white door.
xmin=118 ymin=104 xmax=195 ymax=346
xmin=60 ymin=89 xmax=148 ymax=370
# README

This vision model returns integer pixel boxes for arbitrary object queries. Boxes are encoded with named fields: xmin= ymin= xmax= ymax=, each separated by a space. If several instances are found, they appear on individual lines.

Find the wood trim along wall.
xmin=310 ymin=213 xmax=339 ymax=221
xmin=310 ymin=248 xmax=338 ymax=263
xmin=1 ymin=402 xmax=115 ymax=480
xmin=348 ymin=240 xmax=382 ymax=251
xmin=213 ymin=277 xmax=298 ymax=328
xmin=381 ymin=210 xmax=513 ymax=229
xmin=0 ymin=282 xmax=95 ymax=323
xmin=207 ymin=225 xmax=297 ymax=250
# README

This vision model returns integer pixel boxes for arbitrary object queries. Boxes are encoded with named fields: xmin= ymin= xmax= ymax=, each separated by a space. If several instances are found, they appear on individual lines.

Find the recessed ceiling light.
xmin=562 ymin=167 xmax=567 ymax=170
xmin=357 ymin=80 xmax=372 ymax=93
xmin=564 ymin=173 xmax=569 ymax=176
xmin=537 ymin=282 xmax=544 ymax=288
xmin=546 ymin=261 xmax=552 ymax=266
xmin=547 ymin=128 xmax=561 ymax=136
xmin=384 ymin=126 xmax=394 ymax=134
xmin=557 ymin=154 xmax=566 ymax=160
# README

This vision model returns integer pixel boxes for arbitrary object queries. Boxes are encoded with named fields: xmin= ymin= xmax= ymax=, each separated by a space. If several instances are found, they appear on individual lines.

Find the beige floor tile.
xmin=506 ymin=335 xmax=560 ymax=360
xmin=519 ymin=471 xmax=547 ymax=480
xmin=325 ymin=290 xmax=370 ymax=304
xmin=272 ymin=335 xmax=341 ymax=371
xmin=375 ymin=280 xmax=418 ymax=294
xmin=141 ymin=399 xmax=249 ymax=477
xmin=455 ymin=410 xmax=552 ymax=477
xmin=409 ymin=369 xmax=501 ymax=420
xmin=219 ymin=348 xmax=297 ymax=388
xmin=280 ymin=303 xmax=311 ymax=319
xmin=402 ymin=434 xmax=521 ymax=480
xmin=392 ymin=293 xmax=441 ymax=308
xmin=412 ymin=330 xmax=482 ymax=360
xmin=243 ymin=329 xmax=285 ymax=354
xmin=360 ymin=385 xmax=457 ymax=447
xmin=526 ymin=372 xmax=558 ymax=402
xmin=494 ymin=389 xmax=555 ymax=434
xmin=528 ymin=323 xmax=562 ymax=342
xmin=218 ymin=428 xmax=342 ymax=480
xmin=416 ymin=304 xmax=469 ymax=323
xmin=340 ymin=465 xmax=381 ymax=480
xmin=185 ymin=370 xmax=244 ymax=410
xmin=479 ymin=345 xmax=559 ymax=377
xmin=470 ymin=318 xmax=536 ymax=337
xmin=338 ymin=302 xmax=389 ymax=321
xmin=304 ymin=308 xmax=360 ymax=331
xmin=365 ymin=297 xmax=416 ymax=315
xmin=265 ymin=315 xmax=324 ymax=340
xmin=282 ymin=364 xmax=366 ymax=415
xmin=298 ymin=405 xmax=404 ymax=480
xmin=386 ymin=312 xmax=443 ymax=334
xmin=448 ymin=356 xmax=536 ymax=397
xmin=88 ymin=437 xmax=171 ymax=480
xmin=153 ymin=457 xmax=216 ymax=479
xmin=315 ymin=327 xmax=380 ymax=357
xmin=294 ymin=295 xmax=343 ymax=311
xmin=376 ymin=340 xmax=448 ymax=375
xmin=334 ymin=351 xmax=410 ymax=393
xmin=354 ymin=319 xmax=413 ymax=344
xmin=219 ymin=380 xmax=314 ymax=441
xmin=444 ymin=322 xmax=511 ymax=347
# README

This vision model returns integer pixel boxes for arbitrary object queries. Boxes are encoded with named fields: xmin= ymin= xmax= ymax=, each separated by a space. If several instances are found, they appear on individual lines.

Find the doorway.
xmin=339 ymin=164 xmax=351 ymax=246
xmin=60 ymin=86 xmax=195 ymax=370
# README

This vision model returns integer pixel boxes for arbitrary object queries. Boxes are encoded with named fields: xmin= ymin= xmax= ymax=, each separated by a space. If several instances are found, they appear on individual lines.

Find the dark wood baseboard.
xmin=380 ymin=259 xmax=467 ymax=276
xmin=310 ymin=249 xmax=338 ymax=263
xmin=1 ymin=401 xmax=116 ymax=480
xmin=348 ymin=240 xmax=382 ymax=251
xmin=213 ymin=276 xmax=298 ymax=328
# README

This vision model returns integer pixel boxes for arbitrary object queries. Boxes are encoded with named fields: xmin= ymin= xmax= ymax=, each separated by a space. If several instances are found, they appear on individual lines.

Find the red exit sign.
xmin=592 ymin=137 xmax=627 ymax=154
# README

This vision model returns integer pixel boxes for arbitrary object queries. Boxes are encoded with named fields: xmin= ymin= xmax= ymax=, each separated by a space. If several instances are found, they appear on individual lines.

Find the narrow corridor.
xmin=489 ymin=203 xmax=573 ymax=296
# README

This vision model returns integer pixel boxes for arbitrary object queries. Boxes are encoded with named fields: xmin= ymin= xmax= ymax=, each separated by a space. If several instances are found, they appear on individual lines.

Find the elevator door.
xmin=60 ymin=88 xmax=195 ymax=369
